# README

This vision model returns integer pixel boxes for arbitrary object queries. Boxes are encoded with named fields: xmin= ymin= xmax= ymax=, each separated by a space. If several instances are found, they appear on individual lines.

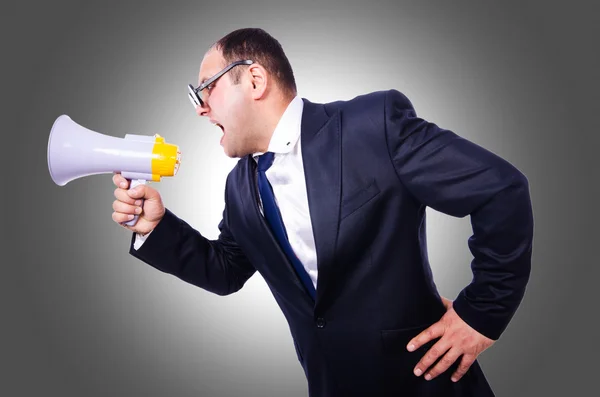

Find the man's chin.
xmin=222 ymin=145 xmax=241 ymax=159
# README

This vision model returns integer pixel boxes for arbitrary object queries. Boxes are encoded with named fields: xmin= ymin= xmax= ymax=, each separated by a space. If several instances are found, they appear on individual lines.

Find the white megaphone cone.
xmin=47 ymin=115 xmax=181 ymax=226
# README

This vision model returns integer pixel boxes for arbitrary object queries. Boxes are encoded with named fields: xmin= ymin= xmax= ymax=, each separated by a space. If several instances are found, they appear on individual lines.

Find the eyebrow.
xmin=198 ymin=71 xmax=213 ymax=85
xmin=199 ymin=72 xmax=217 ymax=87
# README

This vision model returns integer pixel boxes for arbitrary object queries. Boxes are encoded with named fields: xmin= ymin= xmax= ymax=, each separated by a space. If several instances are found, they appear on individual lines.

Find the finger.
xmin=114 ymin=187 xmax=142 ymax=206
xmin=127 ymin=185 xmax=148 ymax=200
xmin=127 ymin=184 xmax=160 ymax=201
xmin=113 ymin=199 xmax=143 ymax=216
xmin=407 ymin=322 xmax=445 ymax=352
xmin=423 ymin=347 xmax=462 ymax=381
xmin=413 ymin=339 xmax=451 ymax=378
xmin=112 ymin=173 xmax=129 ymax=189
xmin=112 ymin=210 xmax=136 ymax=225
xmin=451 ymin=354 xmax=476 ymax=382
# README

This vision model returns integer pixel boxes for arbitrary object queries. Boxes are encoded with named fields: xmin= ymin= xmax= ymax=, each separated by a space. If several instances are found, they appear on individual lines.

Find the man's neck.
xmin=256 ymin=95 xmax=295 ymax=153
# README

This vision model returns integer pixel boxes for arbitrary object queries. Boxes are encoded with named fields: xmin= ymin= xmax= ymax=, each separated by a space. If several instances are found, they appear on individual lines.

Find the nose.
xmin=195 ymin=101 xmax=209 ymax=117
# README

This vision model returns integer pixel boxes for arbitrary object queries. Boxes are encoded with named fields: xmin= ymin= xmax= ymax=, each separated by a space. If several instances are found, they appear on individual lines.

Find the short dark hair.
xmin=213 ymin=28 xmax=297 ymax=96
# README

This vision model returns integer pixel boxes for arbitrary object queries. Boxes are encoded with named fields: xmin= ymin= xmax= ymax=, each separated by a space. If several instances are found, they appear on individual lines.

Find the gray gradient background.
xmin=3 ymin=0 xmax=598 ymax=396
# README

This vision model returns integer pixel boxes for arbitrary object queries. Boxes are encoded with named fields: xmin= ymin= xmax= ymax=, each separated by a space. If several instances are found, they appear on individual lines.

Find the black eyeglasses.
xmin=187 ymin=59 xmax=253 ymax=108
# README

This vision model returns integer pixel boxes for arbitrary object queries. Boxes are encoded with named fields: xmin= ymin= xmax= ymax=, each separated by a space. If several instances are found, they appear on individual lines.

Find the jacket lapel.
xmin=239 ymin=99 xmax=342 ymax=309
xmin=241 ymin=157 xmax=313 ymax=303
xmin=300 ymin=99 xmax=342 ymax=307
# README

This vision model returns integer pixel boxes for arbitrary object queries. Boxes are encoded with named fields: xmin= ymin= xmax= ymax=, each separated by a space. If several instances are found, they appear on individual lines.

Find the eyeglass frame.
xmin=187 ymin=59 xmax=254 ymax=108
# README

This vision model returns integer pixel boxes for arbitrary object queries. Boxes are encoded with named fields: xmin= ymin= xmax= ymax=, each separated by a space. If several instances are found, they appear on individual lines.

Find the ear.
xmin=248 ymin=63 xmax=268 ymax=100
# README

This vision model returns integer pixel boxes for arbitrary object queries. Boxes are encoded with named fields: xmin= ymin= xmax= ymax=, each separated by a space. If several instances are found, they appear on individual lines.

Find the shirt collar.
xmin=253 ymin=95 xmax=304 ymax=160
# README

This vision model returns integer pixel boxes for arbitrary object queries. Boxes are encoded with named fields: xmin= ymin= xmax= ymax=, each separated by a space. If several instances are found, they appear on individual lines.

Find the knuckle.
xmin=458 ymin=361 xmax=472 ymax=373
xmin=419 ymin=358 xmax=431 ymax=369
xmin=427 ymin=346 xmax=441 ymax=358
xmin=441 ymin=355 xmax=455 ymax=366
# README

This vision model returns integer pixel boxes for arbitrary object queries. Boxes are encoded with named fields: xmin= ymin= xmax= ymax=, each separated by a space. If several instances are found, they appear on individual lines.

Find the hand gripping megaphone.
xmin=47 ymin=115 xmax=181 ymax=226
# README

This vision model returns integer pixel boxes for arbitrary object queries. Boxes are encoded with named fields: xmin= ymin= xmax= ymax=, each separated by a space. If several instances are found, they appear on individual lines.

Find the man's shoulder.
xmin=313 ymin=89 xmax=413 ymax=113
xmin=320 ymin=90 xmax=388 ymax=108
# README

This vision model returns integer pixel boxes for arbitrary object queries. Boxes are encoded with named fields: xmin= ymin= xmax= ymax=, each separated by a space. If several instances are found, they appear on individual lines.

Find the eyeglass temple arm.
xmin=194 ymin=60 xmax=254 ymax=92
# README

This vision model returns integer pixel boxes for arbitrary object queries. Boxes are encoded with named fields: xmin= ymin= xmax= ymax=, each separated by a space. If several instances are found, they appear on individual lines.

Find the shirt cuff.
xmin=133 ymin=230 xmax=152 ymax=250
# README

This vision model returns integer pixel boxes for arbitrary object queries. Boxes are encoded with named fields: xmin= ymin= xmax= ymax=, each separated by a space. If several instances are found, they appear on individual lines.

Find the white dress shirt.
xmin=134 ymin=96 xmax=319 ymax=289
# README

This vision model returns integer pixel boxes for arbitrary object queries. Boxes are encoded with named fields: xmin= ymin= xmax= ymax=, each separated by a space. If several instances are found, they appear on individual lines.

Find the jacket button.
xmin=316 ymin=317 xmax=326 ymax=328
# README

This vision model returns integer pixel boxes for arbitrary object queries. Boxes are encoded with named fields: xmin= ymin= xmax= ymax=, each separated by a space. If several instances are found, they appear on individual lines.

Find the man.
xmin=112 ymin=28 xmax=533 ymax=396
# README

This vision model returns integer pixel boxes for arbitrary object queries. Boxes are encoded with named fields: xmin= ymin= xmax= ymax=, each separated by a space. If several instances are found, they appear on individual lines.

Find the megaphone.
xmin=47 ymin=115 xmax=181 ymax=226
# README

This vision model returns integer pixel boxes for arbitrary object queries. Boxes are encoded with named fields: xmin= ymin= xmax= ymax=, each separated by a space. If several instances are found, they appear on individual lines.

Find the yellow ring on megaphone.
xmin=151 ymin=140 xmax=180 ymax=177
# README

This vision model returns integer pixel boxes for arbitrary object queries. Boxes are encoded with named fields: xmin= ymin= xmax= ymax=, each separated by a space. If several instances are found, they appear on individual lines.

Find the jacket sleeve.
xmin=128 ymin=183 xmax=256 ymax=296
xmin=384 ymin=89 xmax=534 ymax=340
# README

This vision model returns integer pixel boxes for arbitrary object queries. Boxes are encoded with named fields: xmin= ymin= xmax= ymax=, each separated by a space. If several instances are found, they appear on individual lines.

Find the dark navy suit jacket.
xmin=130 ymin=90 xmax=533 ymax=396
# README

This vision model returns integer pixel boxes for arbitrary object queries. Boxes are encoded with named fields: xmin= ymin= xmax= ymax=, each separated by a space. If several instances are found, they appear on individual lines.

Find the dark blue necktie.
xmin=257 ymin=152 xmax=316 ymax=300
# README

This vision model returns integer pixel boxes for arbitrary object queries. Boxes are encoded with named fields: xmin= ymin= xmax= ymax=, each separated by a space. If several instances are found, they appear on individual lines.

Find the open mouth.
xmin=216 ymin=123 xmax=225 ymax=144
xmin=210 ymin=120 xmax=225 ymax=144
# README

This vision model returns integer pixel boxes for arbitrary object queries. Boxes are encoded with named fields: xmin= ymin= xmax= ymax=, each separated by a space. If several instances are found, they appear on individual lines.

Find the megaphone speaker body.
xmin=48 ymin=115 xmax=180 ymax=226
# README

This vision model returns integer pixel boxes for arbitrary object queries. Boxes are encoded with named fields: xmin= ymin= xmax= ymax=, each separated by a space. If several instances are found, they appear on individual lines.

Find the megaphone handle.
xmin=122 ymin=179 xmax=147 ymax=226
